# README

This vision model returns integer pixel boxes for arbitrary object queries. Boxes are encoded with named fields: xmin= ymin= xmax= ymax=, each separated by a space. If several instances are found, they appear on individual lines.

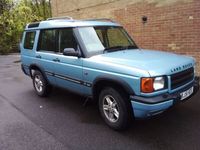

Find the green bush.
xmin=0 ymin=0 xmax=51 ymax=54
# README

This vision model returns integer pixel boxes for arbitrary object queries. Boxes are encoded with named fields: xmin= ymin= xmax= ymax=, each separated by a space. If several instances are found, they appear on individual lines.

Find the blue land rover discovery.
xmin=20 ymin=17 xmax=199 ymax=130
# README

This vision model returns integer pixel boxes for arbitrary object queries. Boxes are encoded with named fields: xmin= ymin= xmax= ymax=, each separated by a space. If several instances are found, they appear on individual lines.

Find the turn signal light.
xmin=141 ymin=78 xmax=154 ymax=93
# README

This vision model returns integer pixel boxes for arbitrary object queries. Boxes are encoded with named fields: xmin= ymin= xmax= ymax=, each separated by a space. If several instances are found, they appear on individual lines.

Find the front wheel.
xmin=32 ymin=70 xmax=51 ymax=97
xmin=99 ymin=87 xmax=132 ymax=130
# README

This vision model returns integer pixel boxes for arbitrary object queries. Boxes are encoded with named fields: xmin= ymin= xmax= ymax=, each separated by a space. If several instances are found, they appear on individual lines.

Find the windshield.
xmin=77 ymin=26 xmax=138 ymax=57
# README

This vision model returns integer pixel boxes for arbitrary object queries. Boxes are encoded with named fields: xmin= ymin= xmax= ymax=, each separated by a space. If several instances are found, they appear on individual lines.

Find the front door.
xmin=52 ymin=28 xmax=84 ymax=94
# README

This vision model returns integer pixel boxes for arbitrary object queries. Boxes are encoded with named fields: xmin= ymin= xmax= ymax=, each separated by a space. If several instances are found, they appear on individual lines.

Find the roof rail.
xmin=83 ymin=18 xmax=116 ymax=23
xmin=47 ymin=16 xmax=73 ymax=21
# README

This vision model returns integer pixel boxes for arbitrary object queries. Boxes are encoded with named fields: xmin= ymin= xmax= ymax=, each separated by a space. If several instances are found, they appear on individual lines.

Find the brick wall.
xmin=51 ymin=0 xmax=200 ymax=75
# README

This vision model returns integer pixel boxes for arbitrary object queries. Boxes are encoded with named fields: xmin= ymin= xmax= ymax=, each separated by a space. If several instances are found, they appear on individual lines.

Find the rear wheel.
xmin=32 ymin=70 xmax=51 ymax=97
xmin=99 ymin=87 xmax=132 ymax=130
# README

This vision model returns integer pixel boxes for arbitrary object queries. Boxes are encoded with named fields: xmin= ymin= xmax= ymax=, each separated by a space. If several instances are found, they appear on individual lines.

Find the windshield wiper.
xmin=104 ymin=46 xmax=125 ymax=52
xmin=126 ymin=45 xmax=138 ymax=49
xmin=103 ymin=45 xmax=137 ymax=53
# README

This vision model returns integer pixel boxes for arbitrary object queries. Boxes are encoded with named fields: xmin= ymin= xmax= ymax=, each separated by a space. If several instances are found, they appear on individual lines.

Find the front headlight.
xmin=141 ymin=76 xmax=165 ymax=93
xmin=153 ymin=77 xmax=165 ymax=90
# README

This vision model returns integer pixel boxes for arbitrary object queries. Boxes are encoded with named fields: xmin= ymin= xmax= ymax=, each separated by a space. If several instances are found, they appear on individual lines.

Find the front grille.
xmin=171 ymin=67 xmax=194 ymax=90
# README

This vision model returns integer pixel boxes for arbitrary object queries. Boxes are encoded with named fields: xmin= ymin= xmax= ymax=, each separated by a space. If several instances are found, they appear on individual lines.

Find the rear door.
xmin=35 ymin=29 xmax=59 ymax=85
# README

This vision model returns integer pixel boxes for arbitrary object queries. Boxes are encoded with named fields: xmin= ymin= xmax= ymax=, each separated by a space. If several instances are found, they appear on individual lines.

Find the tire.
xmin=32 ymin=70 xmax=51 ymax=97
xmin=99 ymin=87 xmax=132 ymax=130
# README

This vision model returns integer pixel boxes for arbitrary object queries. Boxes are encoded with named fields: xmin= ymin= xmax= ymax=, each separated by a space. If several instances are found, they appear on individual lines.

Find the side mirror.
xmin=63 ymin=48 xmax=80 ymax=57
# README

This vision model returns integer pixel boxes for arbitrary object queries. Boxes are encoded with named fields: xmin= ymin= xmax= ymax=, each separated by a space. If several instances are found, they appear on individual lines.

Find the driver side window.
xmin=59 ymin=28 xmax=78 ymax=53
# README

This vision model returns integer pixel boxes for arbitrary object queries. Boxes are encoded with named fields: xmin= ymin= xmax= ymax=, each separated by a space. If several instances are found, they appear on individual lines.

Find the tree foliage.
xmin=0 ymin=0 xmax=51 ymax=54
xmin=0 ymin=0 xmax=13 ymax=15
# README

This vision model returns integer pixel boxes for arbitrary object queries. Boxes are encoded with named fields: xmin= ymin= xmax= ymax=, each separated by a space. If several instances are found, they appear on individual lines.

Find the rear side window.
xmin=38 ymin=28 xmax=78 ymax=53
xmin=24 ymin=32 xmax=36 ymax=49
xmin=38 ymin=29 xmax=58 ymax=52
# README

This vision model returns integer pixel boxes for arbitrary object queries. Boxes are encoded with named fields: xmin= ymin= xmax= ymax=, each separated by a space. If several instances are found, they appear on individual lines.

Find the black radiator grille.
xmin=171 ymin=67 xmax=194 ymax=90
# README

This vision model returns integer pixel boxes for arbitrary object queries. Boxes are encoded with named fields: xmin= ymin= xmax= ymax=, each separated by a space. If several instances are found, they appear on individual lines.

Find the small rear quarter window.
xmin=24 ymin=32 xmax=36 ymax=49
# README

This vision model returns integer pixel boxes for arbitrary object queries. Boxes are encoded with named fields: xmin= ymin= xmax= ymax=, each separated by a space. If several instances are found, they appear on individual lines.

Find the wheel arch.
xmin=29 ymin=64 xmax=47 ymax=80
xmin=92 ymin=75 xmax=135 ymax=101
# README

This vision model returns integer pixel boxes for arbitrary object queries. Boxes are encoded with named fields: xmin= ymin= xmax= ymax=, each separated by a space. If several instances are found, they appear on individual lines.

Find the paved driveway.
xmin=0 ymin=54 xmax=200 ymax=150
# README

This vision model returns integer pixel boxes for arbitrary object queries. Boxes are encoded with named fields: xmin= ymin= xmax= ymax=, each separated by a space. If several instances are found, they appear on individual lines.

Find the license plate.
xmin=180 ymin=87 xmax=194 ymax=100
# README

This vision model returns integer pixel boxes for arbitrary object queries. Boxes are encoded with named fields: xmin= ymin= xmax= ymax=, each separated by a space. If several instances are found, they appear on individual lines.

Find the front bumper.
xmin=130 ymin=77 xmax=199 ymax=118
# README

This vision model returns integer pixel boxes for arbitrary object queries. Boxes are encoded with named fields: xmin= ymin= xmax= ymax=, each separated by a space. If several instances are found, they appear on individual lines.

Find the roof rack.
xmin=83 ymin=18 xmax=116 ymax=23
xmin=47 ymin=16 xmax=73 ymax=21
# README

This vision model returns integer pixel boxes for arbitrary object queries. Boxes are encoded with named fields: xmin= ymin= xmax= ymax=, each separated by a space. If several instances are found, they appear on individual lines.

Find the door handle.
xmin=36 ymin=55 xmax=41 ymax=59
xmin=52 ymin=58 xmax=60 ymax=62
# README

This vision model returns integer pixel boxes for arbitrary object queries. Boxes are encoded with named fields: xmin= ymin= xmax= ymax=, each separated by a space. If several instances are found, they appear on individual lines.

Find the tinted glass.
xmin=38 ymin=29 xmax=58 ymax=52
xmin=59 ymin=28 xmax=77 ymax=53
xmin=24 ymin=32 xmax=35 ymax=49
